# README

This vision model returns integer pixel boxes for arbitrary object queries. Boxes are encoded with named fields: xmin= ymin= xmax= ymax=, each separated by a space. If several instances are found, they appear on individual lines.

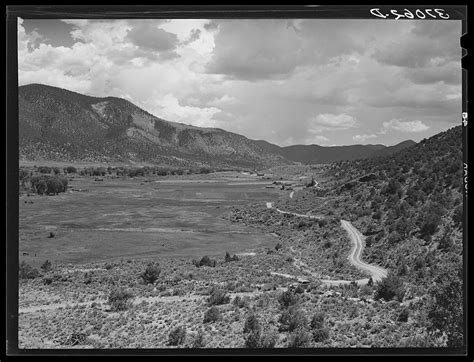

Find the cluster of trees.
xmin=28 ymin=175 xmax=68 ymax=195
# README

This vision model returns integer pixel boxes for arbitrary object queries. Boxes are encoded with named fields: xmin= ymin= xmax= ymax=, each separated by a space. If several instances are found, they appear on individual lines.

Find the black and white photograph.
xmin=7 ymin=5 xmax=467 ymax=354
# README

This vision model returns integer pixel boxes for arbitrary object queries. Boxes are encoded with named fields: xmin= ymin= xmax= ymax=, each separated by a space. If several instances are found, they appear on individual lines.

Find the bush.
xmin=192 ymin=330 xmax=206 ymax=348
xmin=452 ymin=204 xmax=463 ymax=226
xmin=233 ymin=295 xmax=250 ymax=309
xmin=207 ymin=287 xmax=230 ymax=306
xmin=40 ymin=260 xmax=52 ymax=272
xmin=397 ymin=308 xmax=409 ymax=322
xmin=244 ymin=329 xmax=262 ymax=348
xmin=197 ymin=255 xmax=217 ymax=268
xmin=168 ymin=326 xmax=186 ymax=346
xmin=140 ymin=262 xmax=161 ymax=284
xmin=287 ymin=327 xmax=311 ymax=348
xmin=108 ymin=288 xmax=134 ymax=311
xmin=224 ymin=251 xmax=239 ymax=262
xmin=260 ymin=329 xmax=278 ymax=348
xmin=312 ymin=327 xmax=330 ymax=343
xmin=278 ymin=289 xmax=299 ymax=309
xmin=66 ymin=166 xmax=77 ymax=174
xmin=374 ymin=273 xmax=405 ymax=302
xmin=203 ymin=306 xmax=221 ymax=323
xmin=37 ymin=166 xmax=51 ymax=174
xmin=243 ymin=312 xmax=260 ymax=334
xmin=19 ymin=261 xmax=39 ymax=279
xmin=279 ymin=306 xmax=307 ymax=332
xmin=310 ymin=312 xmax=325 ymax=330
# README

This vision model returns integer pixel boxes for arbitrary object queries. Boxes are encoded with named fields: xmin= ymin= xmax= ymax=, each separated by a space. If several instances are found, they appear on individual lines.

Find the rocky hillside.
xmin=19 ymin=84 xmax=288 ymax=168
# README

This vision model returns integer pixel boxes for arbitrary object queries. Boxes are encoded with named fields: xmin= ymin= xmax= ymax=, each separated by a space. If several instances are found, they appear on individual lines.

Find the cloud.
xmin=353 ymin=134 xmax=377 ymax=143
xmin=206 ymin=19 xmax=303 ymax=80
xmin=372 ymin=21 xmax=461 ymax=68
xmin=309 ymin=113 xmax=357 ymax=134
xmin=18 ymin=18 xmax=461 ymax=147
xmin=142 ymin=93 xmax=221 ymax=128
xmin=310 ymin=135 xmax=330 ymax=144
xmin=402 ymin=61 xmax=461 ymax=85
xmin=381 ymin=119 xmax=430 ymax=133
xmin=126 ymin=22 xmax=179 ymax=52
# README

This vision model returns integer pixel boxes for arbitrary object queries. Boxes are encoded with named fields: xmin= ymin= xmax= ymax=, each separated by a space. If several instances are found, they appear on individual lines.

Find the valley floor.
xmin=17 ymin=169 xmax=446 ymax=349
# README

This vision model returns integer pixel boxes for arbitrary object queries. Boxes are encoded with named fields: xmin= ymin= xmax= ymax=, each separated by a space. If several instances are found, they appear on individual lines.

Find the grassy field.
xmin=19 ymin=172 xmax=284 ymax=267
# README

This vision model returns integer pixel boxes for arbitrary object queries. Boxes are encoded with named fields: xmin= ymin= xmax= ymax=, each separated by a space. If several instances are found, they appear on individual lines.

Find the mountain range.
xmin=19 ymin=84 xmax=416 ymax=167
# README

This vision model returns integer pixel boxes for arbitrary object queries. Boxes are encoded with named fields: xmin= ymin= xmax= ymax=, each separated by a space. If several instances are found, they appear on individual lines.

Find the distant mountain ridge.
xmin=253 ymin=139 xmax=417 ymax=164
xmin=19 ymin=84 xmax=287 ymax=167
xmin=19 ymin=83 xmax=416 ymax=166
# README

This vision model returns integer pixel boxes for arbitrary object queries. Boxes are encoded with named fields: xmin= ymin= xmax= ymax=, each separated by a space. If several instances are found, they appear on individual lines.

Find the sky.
xmin=18 ymin=18 xmax=462 ymax=147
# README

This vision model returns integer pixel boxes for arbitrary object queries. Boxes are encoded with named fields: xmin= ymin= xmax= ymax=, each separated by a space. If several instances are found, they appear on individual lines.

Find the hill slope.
xmin=19 ymin=84 xmax=288 ymax=167
xmin=277 ymin=125 xmax=463 ymax=346
xmin=254 ymin=139 xmax=416 ymax=164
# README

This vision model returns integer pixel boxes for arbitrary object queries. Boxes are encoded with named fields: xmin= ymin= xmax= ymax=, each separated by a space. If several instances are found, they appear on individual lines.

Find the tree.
xmin=374 ymin=273 xmax=405 ymax=302
xmin=168 ymin=326 xmax=186 ymax=346
xmin=140 ymin=262 xmax=161 ymax=284
xmin=427 ymin=266 xmax=464 ymax=348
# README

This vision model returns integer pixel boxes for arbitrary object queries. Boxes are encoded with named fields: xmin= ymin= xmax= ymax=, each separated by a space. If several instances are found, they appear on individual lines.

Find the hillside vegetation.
xmin=276 ymin=125 xmax=464 ymax=347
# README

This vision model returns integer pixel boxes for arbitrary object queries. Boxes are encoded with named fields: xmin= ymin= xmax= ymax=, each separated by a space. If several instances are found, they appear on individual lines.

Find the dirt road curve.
xmin=340 ymin=220 xmax=388 ymax=283
xmin=266 ymin=201 xmax=387 ymax=286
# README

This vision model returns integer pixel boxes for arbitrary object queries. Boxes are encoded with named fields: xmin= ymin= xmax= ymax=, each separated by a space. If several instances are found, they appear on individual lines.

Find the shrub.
xmin=279 ymin=306 xmax=307 ymax=332
xmin=192 ymin=330 xmax=205 ymax=348
xmin=197 ymin=255 xmax=217 ymax=267
xmin=397 ymin=308 xmax=409 ymax=322
xmin=233 ymin=295 xmax=250 ymax=309
xmin=108 ymin=288 xmax=134 ymax=311
xmin=140 ymin=262 xmax=161 ymax=284
xmin=168 ymin=326 xmax=186 ymax=346
xmin=40 ymin=260 xmax=52 ymax=272
xmin=310 ymin=312 xmax=325 ymax=330
xmin=60 ymin=332 xmax=87 ymax=346
xmin=224 ymin=251 xmax=239 ymax=262
xmin=243 ymin=312 xmax=260 ymax=334
xmin=38 ymin=166 xmax=51 ymax=174
xmin=19 ymin=261 xmax=39 ymax=279
xmin=452 ymin=204 xmax=463 ymax=226
xmin=275 ymin=243 xmax=283 ymax=251
xmin=207 ymin=287 xmax=230 ymax=306
xmin=287 ymin=327 xmax=311 ymax=348
xmin=66 ymin=166 xmax=77 ymax=174
xmin=244 ymin=329 xmax=262 ymax=348
xmin=260 ymin=329 xmax=278 ymax=348
xmin=427 ymin=266 xmax=463 ymax=348
xmin=278 ymin=289 xmax=299 ymax=309
xmin=203 ymin=306 xmax=221 ymax=323
xmin=374 ymin=273 xmax=405 ymax=302
xmin=312 ymin=327 xmax=330 ymax=343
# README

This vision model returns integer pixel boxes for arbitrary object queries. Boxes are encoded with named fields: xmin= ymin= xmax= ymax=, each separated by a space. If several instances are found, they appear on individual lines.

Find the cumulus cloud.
xmin=126 ymin=22 xmax=179 ymax=52
xmin=18 ymin=18 xmax=461 ymax=147
xmin=381 ymin=119 xmax=430 ymax=133
xmin=309 ymin=135 xmax=330 ymax=144
xmin=309 ymin=113 xmax=357 ymax=134
xmin=353 ymin=134 xmax=377 ymax=143
xmin=372 ymin=21 xmax=461 ymax=68
xmin=143 ymin=94 xmax=221 ymax=128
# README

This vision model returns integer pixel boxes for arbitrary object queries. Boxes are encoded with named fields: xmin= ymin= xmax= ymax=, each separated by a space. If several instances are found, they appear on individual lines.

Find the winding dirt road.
xmin=266 ymin=201 xmax=387 ymax=286
xmin=340 ymin=220 xmax=387 ymax=283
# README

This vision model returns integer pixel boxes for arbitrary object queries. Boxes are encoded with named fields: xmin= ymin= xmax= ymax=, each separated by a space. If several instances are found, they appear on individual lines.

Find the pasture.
xmin=19 ymin=172 xmax=284 ymax=266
